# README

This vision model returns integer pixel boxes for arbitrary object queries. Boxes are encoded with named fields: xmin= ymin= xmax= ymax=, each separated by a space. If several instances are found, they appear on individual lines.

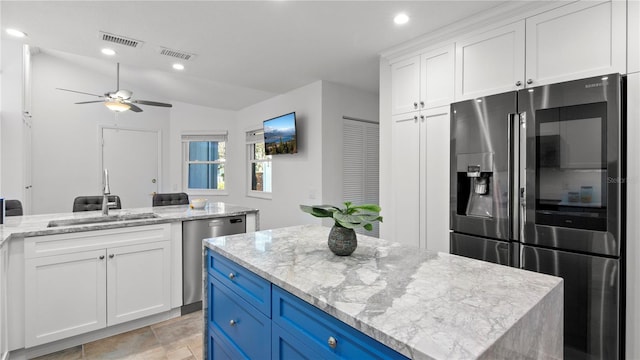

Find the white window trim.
xmin=182 ymin=131 xmax=229 ymax=196
xmin=247 ymin=129 xmax=272 ymax=199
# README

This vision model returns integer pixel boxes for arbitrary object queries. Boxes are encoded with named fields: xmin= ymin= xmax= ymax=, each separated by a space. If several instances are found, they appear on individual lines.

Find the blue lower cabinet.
xmin=206 ymin=250 xmax=407 ymax=360
xmin=208 ymin=250 xmax=271 ymax=316
xmin=272 ymin=286 xmax=408 ymax=360
xmin=272 ymin=323 xmax=325 ymax=360
xmin=209 ymin=327 xmax=236 ymax=360
xmin=209 ymin=275 xmax=271 ymax=359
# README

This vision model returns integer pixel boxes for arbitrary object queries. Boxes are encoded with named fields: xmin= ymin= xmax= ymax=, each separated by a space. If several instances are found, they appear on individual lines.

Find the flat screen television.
xmin=263 ymin=112 xmax=298 ymax=155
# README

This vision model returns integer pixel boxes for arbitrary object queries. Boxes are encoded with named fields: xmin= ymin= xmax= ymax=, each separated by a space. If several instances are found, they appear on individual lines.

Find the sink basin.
xmin=47 ymin=213 xmax=159 ymax=228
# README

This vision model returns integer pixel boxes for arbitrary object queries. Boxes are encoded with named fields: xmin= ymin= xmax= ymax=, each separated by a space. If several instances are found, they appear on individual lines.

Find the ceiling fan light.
xmin=104 ymin=101 xmax=131 ymax=112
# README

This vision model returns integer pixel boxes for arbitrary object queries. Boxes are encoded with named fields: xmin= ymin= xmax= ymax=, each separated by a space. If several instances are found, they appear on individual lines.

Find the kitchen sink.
xmin=47 ymin=213 xmax=160 ymax=228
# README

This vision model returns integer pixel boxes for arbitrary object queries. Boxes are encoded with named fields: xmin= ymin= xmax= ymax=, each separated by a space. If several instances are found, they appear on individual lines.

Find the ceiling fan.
xmin=56 ymin=63 xmax=172 ymax=113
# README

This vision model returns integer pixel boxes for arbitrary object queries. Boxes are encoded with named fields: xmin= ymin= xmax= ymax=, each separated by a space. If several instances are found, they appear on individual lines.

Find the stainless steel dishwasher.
xmin=182 ymin=215 xmax=246 ymax=314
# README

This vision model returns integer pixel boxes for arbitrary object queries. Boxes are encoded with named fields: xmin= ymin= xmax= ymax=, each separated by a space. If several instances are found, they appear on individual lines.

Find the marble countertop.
xmin=0 ymin=202 xmax=258 ymax=246
xmin=204 ymin=225 xmax=563 ymax=360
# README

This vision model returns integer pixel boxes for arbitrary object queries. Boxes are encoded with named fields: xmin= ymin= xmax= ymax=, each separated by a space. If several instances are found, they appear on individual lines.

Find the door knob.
xmin=526 ymin=79 xmax=533 ymax=85
xmin=515 ymin=81 xmax=522 ymax=87
xmin=152 ymin=179 xmax=157 ymax=184
xmin=109 ymin=254 xmax=115 ymax=259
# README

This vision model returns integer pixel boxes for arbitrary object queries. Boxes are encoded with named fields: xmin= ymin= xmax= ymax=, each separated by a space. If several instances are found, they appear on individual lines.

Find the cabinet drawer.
xmin=272 ymin=322 xmax=324 ymax=360
xmin=209 ymin=326 xmax=239 ymax=360
xmin=25 ymin=224 xmax=171 ymax=259
xmin=272 ymin=286 xmax=408 ymax=360
xmin=208 ymin=250 xmax=271 ymax=316
xmin=209 ymin=276 xmax=271 ymax=359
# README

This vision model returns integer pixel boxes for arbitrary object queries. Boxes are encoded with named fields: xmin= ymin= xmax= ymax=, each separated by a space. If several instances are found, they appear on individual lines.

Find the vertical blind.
xmin=342 ymin=119 xmax=380 ymax=237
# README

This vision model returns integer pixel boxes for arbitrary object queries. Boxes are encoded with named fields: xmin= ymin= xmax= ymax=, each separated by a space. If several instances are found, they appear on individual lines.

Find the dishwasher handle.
xmin=230 ymin=218 xmax=243 ymax=224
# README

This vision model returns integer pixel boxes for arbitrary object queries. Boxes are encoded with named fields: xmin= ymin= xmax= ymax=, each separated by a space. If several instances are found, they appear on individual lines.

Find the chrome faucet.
xmin=102 ymin=169 xmax=116 ymax=216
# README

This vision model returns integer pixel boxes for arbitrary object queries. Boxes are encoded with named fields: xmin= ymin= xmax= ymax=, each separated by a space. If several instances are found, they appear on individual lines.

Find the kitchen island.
xmin=204 ymin=225 xmax=563 ymax=360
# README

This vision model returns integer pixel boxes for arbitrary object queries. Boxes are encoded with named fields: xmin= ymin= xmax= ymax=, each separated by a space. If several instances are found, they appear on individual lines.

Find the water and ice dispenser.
xmin=456 ymin=153 xmax=494 ymax=218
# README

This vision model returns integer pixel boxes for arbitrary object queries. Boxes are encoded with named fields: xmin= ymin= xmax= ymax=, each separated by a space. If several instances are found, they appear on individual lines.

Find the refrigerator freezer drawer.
xmin=522 ymin=245 xmax=620 ymax=360
xmin=450 ymin=232 xmax=517 ymax=266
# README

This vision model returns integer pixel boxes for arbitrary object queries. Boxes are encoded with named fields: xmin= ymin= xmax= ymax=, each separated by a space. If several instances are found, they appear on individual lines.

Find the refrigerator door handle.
xmin=519 ymin=112 xmax=527 ymax=243
xmin=508 ymin=113 xmax=520 ymax=241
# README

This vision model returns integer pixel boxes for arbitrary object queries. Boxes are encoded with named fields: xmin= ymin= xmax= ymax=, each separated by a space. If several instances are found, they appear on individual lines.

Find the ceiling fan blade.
xmin=128 ymin=104 xmax=143 ymax=112
xmin=132 ymin=100 xmax=173 ymax=108
xmin=75 ymin=100 xmax=105 ymax=104
xmin=56 ymin=88 xmax=103 ymax=98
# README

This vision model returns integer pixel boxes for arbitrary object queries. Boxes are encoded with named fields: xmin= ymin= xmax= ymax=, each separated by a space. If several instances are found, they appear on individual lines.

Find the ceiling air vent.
xmin=99 ymin=31 xmax=144 ymax=48
xmin=158 ymin=47 xmax=196 ymax=61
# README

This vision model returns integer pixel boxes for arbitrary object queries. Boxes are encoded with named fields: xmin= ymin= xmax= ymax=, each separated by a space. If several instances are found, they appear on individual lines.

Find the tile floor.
xmin=33 ymin=311 xmax=204 ymax=360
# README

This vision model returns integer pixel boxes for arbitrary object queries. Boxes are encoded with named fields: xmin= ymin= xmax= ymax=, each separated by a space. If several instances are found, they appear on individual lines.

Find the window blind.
xmin=181 ymin=131 xmax=228 ymax=143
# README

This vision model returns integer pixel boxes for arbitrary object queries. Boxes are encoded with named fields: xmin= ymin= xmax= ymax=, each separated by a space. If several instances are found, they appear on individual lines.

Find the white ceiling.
xmin=2 ymin=1 xmax=507 ymax=110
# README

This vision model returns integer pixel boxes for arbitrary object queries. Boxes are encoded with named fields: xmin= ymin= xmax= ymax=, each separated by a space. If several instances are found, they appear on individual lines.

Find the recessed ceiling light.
xmin=173 ymin=63 xmax=185 ymax=71
xmin=101 ymin=48 xmax=116 ymax=56
xmin=6 ymin=28 xmax=27 ymax=38
xmin=394 ymin=13 xmax=409 ymax=25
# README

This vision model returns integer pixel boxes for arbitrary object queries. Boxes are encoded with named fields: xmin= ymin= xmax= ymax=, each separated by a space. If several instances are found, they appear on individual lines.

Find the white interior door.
xmin=102 ymin=128 xmax=159 ymax=209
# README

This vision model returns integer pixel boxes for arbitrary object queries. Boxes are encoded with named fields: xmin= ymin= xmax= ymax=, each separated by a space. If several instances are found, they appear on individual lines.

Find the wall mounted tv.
xmin=263 ymin=112 xmax=298 ymax=155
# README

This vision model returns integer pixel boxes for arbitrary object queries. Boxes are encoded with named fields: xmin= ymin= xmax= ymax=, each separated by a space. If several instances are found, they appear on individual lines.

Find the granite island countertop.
xmin=0 ymin=202 xmax=258 ymax=246
xmin=204 ymin=224 xmax=563 ymax=360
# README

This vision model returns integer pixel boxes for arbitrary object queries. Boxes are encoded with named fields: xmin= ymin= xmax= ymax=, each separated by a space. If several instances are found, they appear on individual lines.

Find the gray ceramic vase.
xmin=328 ymin=225 xmax=357 ymax=256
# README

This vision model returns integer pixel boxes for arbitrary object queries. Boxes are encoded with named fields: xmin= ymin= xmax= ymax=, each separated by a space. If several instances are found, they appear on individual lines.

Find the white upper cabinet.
xmin=391 ymin=44 xmax=455 ymax=115
xmin=391 ymin=56 xmax=421 ymax=115
xmin=630 ymin=0 xmax=640 ymax=73
xmin=525 ymin=0 xmax=626 ymax=87
xmin=420 ymin=45 xmax=455 ymax=109
xmin=455 ymin=21 xmax=525 ymax=101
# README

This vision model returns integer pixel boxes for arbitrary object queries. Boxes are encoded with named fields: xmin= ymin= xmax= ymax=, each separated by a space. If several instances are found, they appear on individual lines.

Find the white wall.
xmin=222 ymin=80 xmax=378 ymax=231
xmin=227 ymin=81 xmax=324 ymax=230
xmin=321 ymin=81 xmax=378 ymax=208
xmin=0 ymin=39 xmax=24 ymax=203
xmin=29 ymin=52 xmax=171 ymax=214
xmin=168 ymin=101 xmax=236 ymax=199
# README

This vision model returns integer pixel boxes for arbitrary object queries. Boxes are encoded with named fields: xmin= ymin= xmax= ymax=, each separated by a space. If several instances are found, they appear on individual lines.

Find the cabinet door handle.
xmin=109 ymin=254 xmax=115 ymax=259
xmin=228 ymin=273 xmax=236 ymax=280
xmin=526 ymin=79 xmax=533 ymax=85
xmin=229 ymin=319 xmax=237 ymax=327
xmin=413 ymin=116 xmax=418 ymax=122
xmin=420 ymin=115 xmax=425 ymax=122
xmin=99 ymin=255 xmax=105 ymax=260
xmin=419 ymin=101 xmax=425 ymax=108
xmin=327 ymin=336 xmax=337 ymax=349
xmin=515 ymin=81 xmax=522 ymax=87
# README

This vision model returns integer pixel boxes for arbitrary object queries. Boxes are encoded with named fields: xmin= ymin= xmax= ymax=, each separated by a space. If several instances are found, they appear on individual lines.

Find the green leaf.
xmin=299 ymin=205 xmax=336 ymax=218
xmin=301 ymin=202 xmax=382 ymax=229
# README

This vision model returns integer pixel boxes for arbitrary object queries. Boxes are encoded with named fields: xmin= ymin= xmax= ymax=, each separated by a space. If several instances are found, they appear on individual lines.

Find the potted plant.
xmin=300 ymin=202 xmax=383 ymax=256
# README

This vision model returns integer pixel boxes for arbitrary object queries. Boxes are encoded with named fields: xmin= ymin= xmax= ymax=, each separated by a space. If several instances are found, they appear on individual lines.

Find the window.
xmin=182 ymin=133 xmax=227 ymax=194
xmin=247 ymin=129 xmax=272 ymax=197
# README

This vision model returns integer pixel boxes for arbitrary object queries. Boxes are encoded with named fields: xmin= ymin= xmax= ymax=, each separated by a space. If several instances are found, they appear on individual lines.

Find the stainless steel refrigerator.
xmin=450 ymin=74 xmax=625 ymax=359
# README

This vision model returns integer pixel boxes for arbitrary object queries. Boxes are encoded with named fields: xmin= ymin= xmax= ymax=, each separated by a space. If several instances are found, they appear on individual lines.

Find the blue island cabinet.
xmin=206 ymin=249 xmax=408 ymax=360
